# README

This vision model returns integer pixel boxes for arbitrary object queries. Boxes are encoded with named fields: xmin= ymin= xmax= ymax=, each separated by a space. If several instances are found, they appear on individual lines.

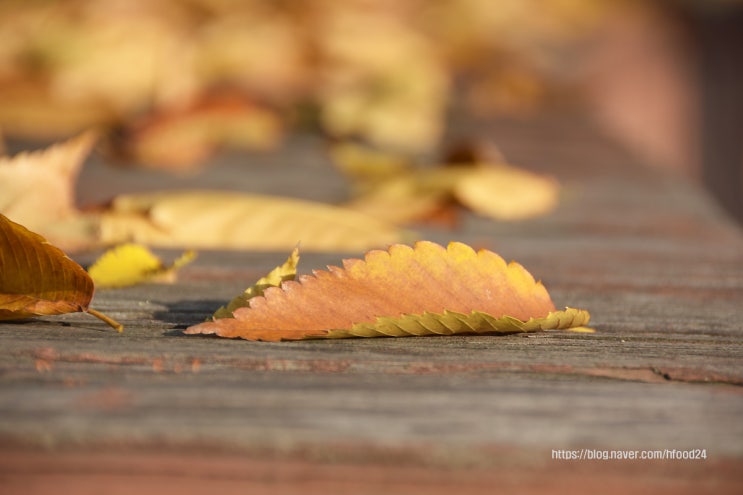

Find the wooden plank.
xmin=1 ymin=112 xmax=742 ymax=492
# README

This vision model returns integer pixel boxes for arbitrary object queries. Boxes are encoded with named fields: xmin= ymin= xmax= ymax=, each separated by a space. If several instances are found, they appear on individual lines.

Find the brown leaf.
xmin=0 ymin=214 xmax=121 ymax=330
xmin=186 ymin=241 xmax=589 ymax=341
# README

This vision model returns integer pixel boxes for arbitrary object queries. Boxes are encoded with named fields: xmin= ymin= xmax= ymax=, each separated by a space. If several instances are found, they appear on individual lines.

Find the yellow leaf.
xmin=343 ymin=173 xmax=451 ymax=225
xmin=187 ymin=241 xmax=590 ymax=341
xmin=336 ymin=142 xmax=560 ymax=225
xmin=98 ymin=190 xmax=405 ymax=252
xmin=0 ymin=214 xmax=122 ymax=331
xmin=565 ymin=326 xmax=596 ymax=334
xmin=329 ymin=142 xmax=413 ymax=187
xmin=213 ymin=246 xmax=299 ymax=319
xmin=454 ymin=165 xmax=559 ymax=221
xmin=88 ymin=243 xmax=196 ymax=289
xmin=326 ymin=308 xmax=589 ymax=339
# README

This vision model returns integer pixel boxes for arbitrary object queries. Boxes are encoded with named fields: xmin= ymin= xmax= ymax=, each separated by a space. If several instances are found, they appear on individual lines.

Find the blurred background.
xmin=1 ymin=0 xmax=741 ymax=221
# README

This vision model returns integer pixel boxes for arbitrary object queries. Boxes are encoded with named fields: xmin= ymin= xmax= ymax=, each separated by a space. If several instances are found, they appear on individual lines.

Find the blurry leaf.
xmin=343 ymin=169 xmax=459 ymax=225
xmin=213 ymin=246 xmax=299 ymax=319
xmin=443 ymin=139 xmax=506 ymax=166
xmin=0 ymin=131 xmax=96 ymax=235
xmin=315 ymin=3 xmax=449 ymax=151
xmin=329 ymin=142 xmax=413 ymax=189
xmin=454 ymin=164 xmax=559 ymax=220
xmin=186 ymin=241 xmax=589 ymax=341
xmin=566 ymin=326 xmax=596 ymax=333
xmin=110 ymin=92 xmax=283 ymax=171
xmin=0 ymin=213 xmax=122 ymax=331
xmin=88 ymin=243 xmax=196 ymax=289
xmin=335 ymin=141 xmax=559 ymax=224
xmin=0 ymin=0 xmax=614 ymax=145
xmin=99 ymin=190 xmax=405 ymax=252
xmin=0 ymin=81 xmax=119 ymax=138
xmin=465 ymin=64 xmax=547 ymax=117
xmin=330 ymin=142 xmax=442 ymax=223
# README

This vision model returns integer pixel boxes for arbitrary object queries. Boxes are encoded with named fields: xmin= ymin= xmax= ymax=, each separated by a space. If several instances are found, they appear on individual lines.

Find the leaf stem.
xmin=86 ymin=307 xmax=124 ymax=332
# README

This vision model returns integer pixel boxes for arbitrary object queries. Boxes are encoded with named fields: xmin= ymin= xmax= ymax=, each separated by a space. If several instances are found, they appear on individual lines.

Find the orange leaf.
xmin=0 ymin=214 xmax=121 ymax=330
xmin=187 ymin=241 xmax=589 ymax=341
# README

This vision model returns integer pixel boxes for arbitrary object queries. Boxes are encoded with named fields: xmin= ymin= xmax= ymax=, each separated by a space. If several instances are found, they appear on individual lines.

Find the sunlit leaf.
xmin=329 ymin=142 xmax=413 ymax=189
xmin=213 ymin=246 xmax=299 ymax=319
xmin=0 ymin=214 xmax=122 ymax=331
xmin=0 ymin=131 xmax=96 ymax=234
xmin=110 ymin=92 xmax=283 ymax=171
xmin=343 ymin=172 xmax=453 ymax=225
xmin=88 ymin=243 xmax=196 ymax=289
xmin=335 ymin=142 xmax=559 ymax=224
xmin=187 ymin=241 xmax=589 ymax=341
xmin=99 ymin=190 xmax=405 ymax=252
xmin=454 ymin=165 xmax=559 ymax=220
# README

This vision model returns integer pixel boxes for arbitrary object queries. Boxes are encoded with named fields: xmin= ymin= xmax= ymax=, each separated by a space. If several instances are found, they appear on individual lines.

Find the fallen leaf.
xmin=212 ymin=246 xmax=299 ymax=319
xmin=0 ymin=0 xmax=613 ymax=148
xmin=464 ymin=64 xmax=547 ymax=117
xmin=453 ymin=164 xmax=559 ymax=221
xmin=187 ymin=241 xmax=589 ymax=341
xmin=335 ymin=141 xmax=559 ymax=224
xmin=0 ymin=131 xmax=96 ymax=235
xmin=108 ymin=91 xmax=283 ymax=171
xmin=329 ymin=142 xmax=413 ymax=191
xmin=88 ymin=243 xmax=196 ymax=288
xmin=566 ymin=326 xmax=596 ymax=333
xmin=0 ymin=80 xmax=120 ymax=138
xmin=343 ymin=172 xmax=454 ymax=226
xmin=0 ymin=214 xmax=122 ymax=331
xmin=315 ymin=3 xmax=449 ymax=151
xmin=443 ymin=139 xmax=507 ymax=165
xmin=98 ymin=190 xmax=405 ymax=252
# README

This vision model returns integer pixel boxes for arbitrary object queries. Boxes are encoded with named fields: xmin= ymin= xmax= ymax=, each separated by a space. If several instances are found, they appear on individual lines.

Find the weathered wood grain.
xmin=1 ymin=111 xmax=742 ymax=493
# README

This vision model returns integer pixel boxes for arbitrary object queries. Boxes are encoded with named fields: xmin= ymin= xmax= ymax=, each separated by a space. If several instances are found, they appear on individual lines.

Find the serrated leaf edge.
xmin=212 ymin=247 xmax=299 ymax=319
xmin=313 ymin=307 xmax=590 ymax=340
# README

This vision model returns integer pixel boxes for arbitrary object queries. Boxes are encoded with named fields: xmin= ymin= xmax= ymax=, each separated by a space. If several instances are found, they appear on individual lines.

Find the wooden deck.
xmin=1 ymin=111 xmax=742 ymax=494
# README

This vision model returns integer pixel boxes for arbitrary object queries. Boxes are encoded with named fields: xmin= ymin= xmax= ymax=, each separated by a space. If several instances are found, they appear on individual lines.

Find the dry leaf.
xmin=212 ymin=246 xmax=299 ymax=319
xmin=315 ymin=2 xmax=449 ymax=151
xmin=99 ymin=190 xmax=404 ymax=252
xmin=454 ymin=165 xmax=559 ymax=220
xmin=335 ymin=142 xmax=559 ymax=224
xmin=343 ymin=172 xmax=453 ymax=226
xmin=0 ymin=80 xmax=120 ymax=139
xmin=88 ymin=243 xmax=196 ymax=288
xmin=0 ymin=214 xmax=122 ymax=331
xmin=329 ymin=142 xmax=413 ymax=190
xmin=0 ymin=131 xmax=96 ymax=234
xmin=109 ymin=92 xmax=283 ymax=171
xmin=186 ymin=241 xmax=589 ymax=341
xmin=0 ymin=1 xmax=613 ymax=147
